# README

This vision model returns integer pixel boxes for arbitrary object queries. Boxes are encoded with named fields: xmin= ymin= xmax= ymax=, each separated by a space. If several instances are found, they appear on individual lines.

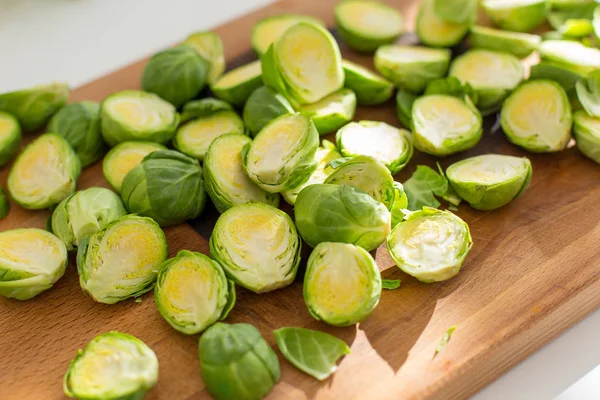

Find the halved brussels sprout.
xmin=573 ymin=110 xmax=600 ymax=163
xmin=387 ymin=207 xmax=473 ymax=282
xmin=539 ymin=40 xmax=600 ymax=75
xmin=501 ymin=80 xmax=572 ymax=152
xmin=298 ymin=88 xmax=357 ymax=135
xmin=51 ymin=187 xmax=127 ymax=251
xmin=469 ymin=26 xmax=541 ymax=58
xmin=243 ymin=86 xmax=294 ymax=137
xmin=64 ymin=332 xmax=158 ymax=400
xmin=243 ymin=113 xmax=319 ymax=193
xmin=433 ymin=0 xmax=478 ymax=24
xmin=204 ymin=133 xmax=280 ymax=213
xmin=184 ymin=31 xmax=225 ymax=84
xmin=412 ymin=94 xmax=483 ymax=156
xmin=180 ymin=98 xmax=233 ymax=124
xmin=8 ymin=133 xmax=81 ymax=210
xmin=336 ymin=121 xmax=413 ymax=174
xmin=0 ymin=82 xmax=69 ymax=132
xmin=416 ymin=0 xmax=470 ymax=48
xmin=481 ymin=0 xmax=546 ymax=32
xmin=0 ymin=228 xmax=67 ymax=300
xmin=342 ymin=60 xmax=394 ymax=105
xmin=0 ymin=187 xmax=8 ymax=220
xmin=100 ymin=90 xmax=179 ymax=147
xmin=155 ymin=250 xmax=234 ymax=335
xmin=576 ymin=70 xmax=600 ymax=117
xmin=252 ymin=14 xmax=325 ymax=56
xmin=121 ymin=150 xmax=206 ymax=227
xmin=334 ymin=0 xmax=404 ymax=52
xmin=446 ymin=154 xmax=532 ymax=210
xmin=210 ymin=203 xmax=301 ymax=293
xmin=304 ymin=242 xmax=381 ymax=326
xmin=374 ymin=45 xmax=451 ymax=93
xmin=396 ymin=89 xmax=418 ymax=129
xmin=529 ymin=61 xmax=585 ymax=95
xmin=210 ymin=60 xmax=263 ymax=107
xmin=0 ymin=111 xmax=21 ymax=167
xmin=294 ymin=184 xmax=391 ymax=251
xmin=102 ymin=141 xmax=167 ymax=193
xmin=77 ymin=215 xmax=168 ymax=304
xmin=47 ymin=101 xmax=106 ymax=167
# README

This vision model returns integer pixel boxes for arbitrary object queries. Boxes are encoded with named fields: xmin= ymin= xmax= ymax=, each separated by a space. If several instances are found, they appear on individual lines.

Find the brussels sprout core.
xmin=0 ymin=111 xmax=21 ymax=167
xmin=298 ymin=88 xmax=357 ymax=135
xmin=573 ymin=110 xmax=600 ymax=164
xmin=481 ymin=0 xmax=546 ymax=32
xmin=252 ymin=14 xmax=325 ymax=56
xmin=211 ymin=60 xmax=263 ymax=106
xmin=416 ymin=0 xmax=470 ymax=47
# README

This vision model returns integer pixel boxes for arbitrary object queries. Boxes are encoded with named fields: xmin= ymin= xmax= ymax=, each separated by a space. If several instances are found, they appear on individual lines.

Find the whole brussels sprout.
xmin=481 ymin=0 xmax=546 ymax=32
xmin=0 ymin=111 xmax=21 ymax=167
xmin=243 ymin=86 xmax=294 ymax=137
xmin=180 ymin=98 xmax=233 ymax=124
xmin=184 ymin=31 xmax=225 ymax=84
xmin=539 ymin=40 xmax=600 ymax=75
xmin=298 ymin=88 xmax=357 ymax=135
xmin=0 ymin=187 xmax=8 ymax=220
xmin=252 ymin=14 xmax=325 ymax=56
xmin=416 ymin=0 xmax=470 ymax=48
xmin=121 ymin=150 xmax=206 ymax=227
xmin=342 ymin=60 xmax=394 ymax=106
xmin=573 ymin=110 xmax=600 ymax=164
xmin=211 ymin=60 xmax=263 ymax=107
xmin=469 ymin=26 xmax=542 ymax=59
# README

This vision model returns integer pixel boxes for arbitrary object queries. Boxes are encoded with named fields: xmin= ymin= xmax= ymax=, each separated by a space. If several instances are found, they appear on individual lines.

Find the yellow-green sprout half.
xmin=251 ymin=14 xmax=325 ymax=56
xmin=481 ymin=0 xmax=547 ymax=32
xmin=210 ymin=60 xmax=263 ymax=107
xmin=184 ymin=31 xmax=226 ymax=84
xmin=387 ymin=207 xmax=473 ymax=282
xmin=210 ymin=203 xmax=301 ymax=293
xmin=539 ymin=40 xmax=600 ymax=75
xmin=155 ymin=251 xmax=235 ymax=335
xmin=298 ymin=88 xmax=357 ymax=135
xmin=334 ymin=0 xmax=404 ymax=52
xmin=0 ymin=111 xmax=22 ymax=167
xmin=446 ymin=154 xmax=532 ymax=210
xmin=243 ymin=86 xmax=294 ymax=137
xmin=416 ymin=0 xmax=470 ymax=48
xmin=469 ymin=26 xmax=541 ymax=59
xmin=304 ymin=242 xmax=381 ymax=327
xmin=501 ymin=80 xmax=572 ymax=152
xmin=8 ymin=133 xmax=81 ymax=210
xmin=64 ymin=332 xmax=158 ymax=400
xmin=573 ymin=110 xmax=600 ymax=164
xmin=77 ymin=215 xmax=168 ymax=304
xmin=342 ymin=60 xmax=394 ymax=106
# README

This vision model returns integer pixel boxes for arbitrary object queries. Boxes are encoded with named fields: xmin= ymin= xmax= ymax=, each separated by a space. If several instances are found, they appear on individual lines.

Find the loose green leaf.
xmin=434 ymin=326 xmax=457 ymax=357
xmin=382 ymin=279 xmax=401 ymax=290
xmin=576 ymin=69 xmax=600 ymax=117
xmin=403 ymin=166 xmax=448 ymax=211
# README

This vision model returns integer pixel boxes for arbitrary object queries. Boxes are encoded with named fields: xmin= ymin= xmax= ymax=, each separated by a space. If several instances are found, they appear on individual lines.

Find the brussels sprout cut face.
xmin=252 ymin=14 xmax=325 ymax=56
xmin=0 ymin=111 xmax=21 ymax=167
xmin=304 ymin=242 xmax=381 ymax=327
xmin=211 ymin=60 xmax=263 ymax=107
xmin=501 ymin=80 xmax=572 ymax=152
xmin=184 ymin=31 xmax=225 ymax=84
xmin=243 ymin=86 xmax=294 ymax=137
xmin=210 ymin=203 xmax=301 ymax=293
xmin=416 ymin=0 xmax=470 ymax=48
xmin=469 ymin=26 xmax=542 ymax=59
xmin=387 ymin=207 xmax=473 ymax=282
xmin=298 ymin=88 xmax=357 ymax=135
xmin=481 ymin=0 xmax=546 ymax=32
xmin=539 ymin=40 xmax=600 ymax=75
xmin=64 ymin=332 xmax=158 ymax=400
xmin=573 ymin=110 xmax=600 ymax=164
xmin=342 ymin=60 xmax=394 ymax=106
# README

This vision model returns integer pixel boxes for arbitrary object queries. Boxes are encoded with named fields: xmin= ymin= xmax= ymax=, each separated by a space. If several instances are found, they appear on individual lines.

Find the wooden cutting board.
xmin=1 ymin=1 xmax=599 ymax=399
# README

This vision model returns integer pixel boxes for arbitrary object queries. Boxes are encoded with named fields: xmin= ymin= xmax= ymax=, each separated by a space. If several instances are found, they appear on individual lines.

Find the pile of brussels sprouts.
xmin=1 ymin=0 xmax=599 ymax=398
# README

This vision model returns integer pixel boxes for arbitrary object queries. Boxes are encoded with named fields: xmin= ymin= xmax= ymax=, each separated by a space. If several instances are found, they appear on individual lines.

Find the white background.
xmin=1 ymin=0 xmax=598 ymax=398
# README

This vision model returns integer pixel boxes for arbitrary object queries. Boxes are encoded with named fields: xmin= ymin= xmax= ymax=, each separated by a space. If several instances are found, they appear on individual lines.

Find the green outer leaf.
xmin=0 ymin=111 xmax=21 ymax=167
xmin=0 ymin=187 xmax=9 ymax=220
xmin=424 ymin=77 xmax=477 ymax=103
xmin=469 ymin=26 xmax=541 ymax=59
xmin=573 ymin=110 xmax=600 ymax=164
xmin=179 ymin=98 xmax=233 ymax=124
xmin=433 ymin=0 xmax=478 ymax=24
xmin=481 ymin=0 xmax=546 ymax=32
xmin=184 ymin=31 xmax=225 ymax=84
xmin=210 ymin=60 xmax=264 ymax=107
xmin=343 ymin=60 xmax=394 ymax=106
xmin=416 ymin=0 xmax=470 ymax=47
xmin=529 ymin=61 xmax=585 ymax=94
xmin=298 ymin=88 xmax=357 ymax=135
xmin=576 ymin=69 xmax=600 ymax=117
xmin=435 ymin=326 xmax=457 ymax=356
xmin=390 ymin=181 xmax=408 ymax=227
xmin=396 ymin=89 xmax=417 ymax=129
xmin=220 ymin=280 xmax=236 ymax=320
xmin=243 ymin=86 xmax=294 ymax=137
xmin=382 ymin=279 xmax=401 ymax=290
xmin=403 ymin=165 xmax=448 ymax=211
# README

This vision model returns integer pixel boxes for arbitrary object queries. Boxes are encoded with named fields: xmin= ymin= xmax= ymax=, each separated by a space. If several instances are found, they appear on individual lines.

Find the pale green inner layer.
xmin=0 ymin=229 xmax=65 ymax=277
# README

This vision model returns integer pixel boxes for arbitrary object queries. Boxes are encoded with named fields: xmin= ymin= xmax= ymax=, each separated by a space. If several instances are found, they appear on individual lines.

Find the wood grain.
xmin=1 ymin=1 xmax=599 ymax=399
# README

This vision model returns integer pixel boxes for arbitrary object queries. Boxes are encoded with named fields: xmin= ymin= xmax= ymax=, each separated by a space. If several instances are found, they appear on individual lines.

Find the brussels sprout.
xmin=184 ymin=31 xmax=225 ymax=84
xmin=546 ymin=0 xmax=596 ymax=33
xmin=210 ymin=203 xmax=301 ymax=293
xmin=501 ymin=80 xmax=572 ymax=152
xmin=243 ymin=113 xmax=319 ymax=193
xmin=155 ymin=250 xmax=234 ymax=334
xmin=77 ymin=215 xmax=168 ymax=304
xmin=539 ymin=40 xmax=600 ymax=75
xmin=396 ymin=89 xmax=418 ymax=129
xmin=576 ymin=70 xmax=600 ymax=117
xmin=142 ymin=45 xmax=209 ymax=108
xmin=180 ymin=98 xmax=233 ymax=124
xmin=334 ymin=0 xmax=404 ymax=52
xmin=433 ymin=0 xmax=478 ymax=24
xmin=262 ymin=22 xmax=344 ymax=105
xmin=0 ymin=82 xmax=69 ymax=132
xmin=446 ymin=154 xmax=532 ymax=210
xmin=336 ymin=121 xmax=413 ymax=174
xmin=387 ymin=207 xmax=473 ymax=282
xmin=481 ymin=0 xmax=546 ymax=32
xmin=252 ymin=14 xmax=325 ymax=56
xmin=294 ymin=184 xmax=391 ymax=251
xmin=121 ymin=150 xmax=206 ymax=227
xmin=416 ymin=0 xmax=470 ymax=48
xmin=304 ymin=242 xmax=381 ymax=326
xmin=211 ymin=60 xmax=263 ymax=107
xmin=298 ymin=88 xmax=357 ymax=135
xmin=199 ymin=323 xmax=280 ymax=400
xmin=102 ymin=141 xmax=167 ymax=193
xmin=243 ymin=86 xmax=294 ymax=137
xmin=469 ymin=26 xmax=541 ymax=58
xmin=374 ymin=45 xmax=451 ymax=93
xmin=573 ymin=110 xmax=600 ymax=163
xmin=100 ymin=90 xmax=179 ymax=147
xmin=8 ymin=133 xmax=81 ymax=210
xmin=0 ymin=111 xmax=21 ymax=166
xmin=342 ymin=60 xmax=394 ymax=106
xmin=529 ymin=61 xmax=585 ymax=95
xmin=0 ymin=187 xmax=8 ymax=220
xmin=47 ymin=101 xmax=106 ymax=167
xmin=174 ymin=110 xmax=245 ymax=161
xmin=64 ymin=332 xmax=158 ymax=400
xmin=204 ymin=134 xmax=280 ymax=213
xmin=51 ymin=187 xmax=127 ymax=251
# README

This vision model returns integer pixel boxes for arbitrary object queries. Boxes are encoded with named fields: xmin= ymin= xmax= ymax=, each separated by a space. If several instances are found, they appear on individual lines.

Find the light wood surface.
xmin=1 ymin=1 xmax=599 ymax=399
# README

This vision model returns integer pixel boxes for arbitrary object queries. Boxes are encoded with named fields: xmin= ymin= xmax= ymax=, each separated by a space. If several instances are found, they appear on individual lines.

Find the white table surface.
xmin=1 ymin=0 xmax=598 ymax=398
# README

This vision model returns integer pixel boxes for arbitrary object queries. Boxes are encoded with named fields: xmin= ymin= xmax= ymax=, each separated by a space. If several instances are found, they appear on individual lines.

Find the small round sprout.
xmin=446 ymin=154 xmax=533 ymax=210
xmin=416 ymin=0 xmax=470 ymax=48
xmin=342 ymin=60 xmax=394 ymax=106
xmin=64 ymin=332 xmax=158 ymax=400
xmin=294 ymin=184 xmax=391 ymax=251
xmin=204 ymin=133 xmax=280 ymax=213
xmin=77 ymin=215 xmax=168 ymax=304
xmin=155 ymin=250 xmax=235 ymax=335
xmin=0 ymin=82 xmax=69 ymax=132
xmin=0 ymin=187 xmax=8 ymax=220
xmin=412 ymin=94 xmax=483 ymax=156
xmin=374 ymin=45 xmax=451 ymax=93
xmin=244 ymin=86 xmax=294 ymax=137
xmin=0 ymin=111 xmax=21 ymax=167
xmin=573 ymin=110 xmax=600 ymax=164
xmin=334 ymin=0 xmax=404 ymax=52
xmin=8 ymin=133 xmax=81 ymax=210
xmin=210 ymin=60 xmax=263 ymax=107
xmin=184 ymin=31 xmax=225 ymax=84
xmin=121 ymin=150 xmax=206 ymax=227
xmin=100 ymin=90 xmax=179 ymax=147
xmin=304 ymin=242 xmax=381 ymax=327
xmin=243 ymin=113 xmax=319 ymax=193
xmin=469 ymin=26 xmax=542 ymax=59
xmin=51 ymin=187 xmax=127 ymax=251
xmin=387 ymin=207 xmax=473 ymax=283
xmin=336 ymin=121 xmax=413 ymax=174
xmin=298 ymin=88 xmax=357 ymax=135
xmin=252 ymin=14 xmax=325 ymax=56
xmin=47 ymin=101 xmax=106 ymax=167
xmin=481 ymin=0 xmax=546 ymax=32
xmin=210 ymin=203 xmax=301 ymax=293
xmin=501 ymin=80 xmax=572 ymax=153
xmin=539 ymin=40 xmax=600 ymax=75
xmin=0 ymin=228 xmax=67 ymax=300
